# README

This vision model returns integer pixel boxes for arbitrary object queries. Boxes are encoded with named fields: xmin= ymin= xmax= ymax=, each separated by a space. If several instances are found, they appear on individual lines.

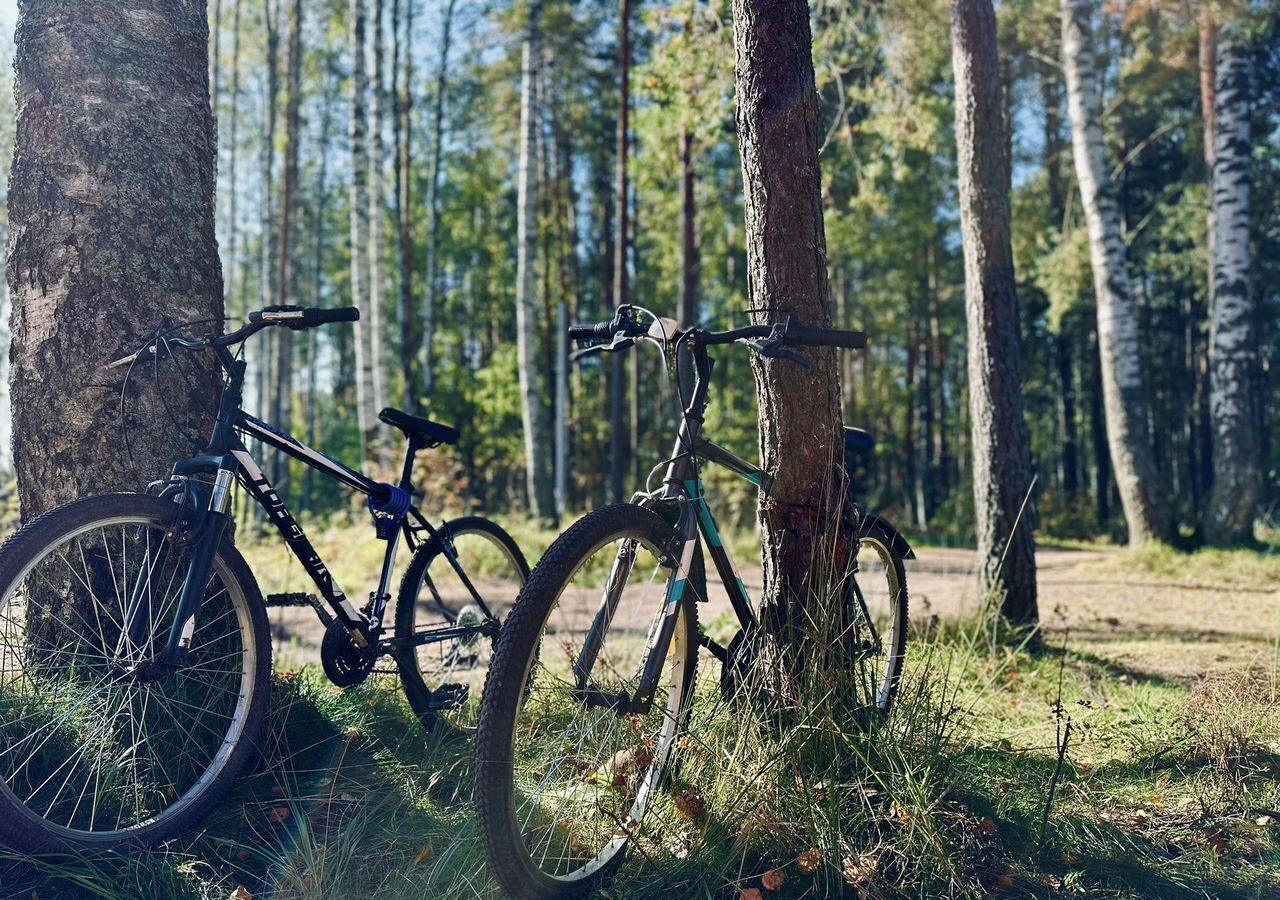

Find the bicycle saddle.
xmin=379 ymin=407 xmax=460 ymax=446
xmin=844 ymin=427 xmax=875 ymax=455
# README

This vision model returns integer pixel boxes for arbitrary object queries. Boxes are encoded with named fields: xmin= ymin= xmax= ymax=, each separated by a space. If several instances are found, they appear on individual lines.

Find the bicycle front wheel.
xmin=0 ymin=494 xmax=270 ymax=852
xmin=475 ymin=504 xmax=699 ymax=899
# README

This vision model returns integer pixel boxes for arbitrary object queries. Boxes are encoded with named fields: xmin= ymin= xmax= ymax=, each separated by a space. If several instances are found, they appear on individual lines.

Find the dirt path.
xmin=261 ymin=543 xmax=1280 ymax=684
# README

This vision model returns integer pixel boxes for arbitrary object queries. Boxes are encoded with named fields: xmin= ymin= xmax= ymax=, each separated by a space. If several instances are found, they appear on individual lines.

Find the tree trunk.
xmin=951 ymin=0 xmax=1038 ymax=625
xmin=515 ymin=0 xmax=554 ymax=519
xmin=305 ymin=67 xmax=335 ymax=513
xmin=1060 ymin=0 xmax=1172 ymax=544
xmin=422 ymin=0 xmax=457 ymax=403
xmin=8 ymin=0 xmax=223 ymax=518
xmin=225 ymin=0 xmax=243 ymax=313
xmin=608 ymin=0 xmax=631 ymax=504
xmin=369 ymin=0 xmax=388 ymax=436
xmin=350 ymin=0 xmax=375 ymax=460
xmin=732 ymin=0 xmax=845 ymax=643
xmin=393 ymin=0 xmax=416 ymax=411
xmin=272 ymin=0 xmax=303 ymax=494
xmin=1204 ymin=18 xmax=1258 ymax=543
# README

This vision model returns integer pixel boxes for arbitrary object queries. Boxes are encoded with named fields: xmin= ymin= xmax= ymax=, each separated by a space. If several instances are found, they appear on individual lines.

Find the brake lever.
xmin=739 ymin=338 xmax=816 ymax=374
xmin=569 ymin=334 xmax=636 ymax=363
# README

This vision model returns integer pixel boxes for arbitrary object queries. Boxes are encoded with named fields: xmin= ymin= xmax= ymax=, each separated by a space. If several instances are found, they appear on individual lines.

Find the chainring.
xmin=321 ymin=619 xmax=376 ymax=688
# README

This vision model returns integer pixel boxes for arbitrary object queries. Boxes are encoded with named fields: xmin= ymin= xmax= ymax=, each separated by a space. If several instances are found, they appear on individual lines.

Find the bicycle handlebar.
xmin=568 ymin=308 xmax=867 ymax=354
xmin=105 ymin=306 xmax=361 ymax=370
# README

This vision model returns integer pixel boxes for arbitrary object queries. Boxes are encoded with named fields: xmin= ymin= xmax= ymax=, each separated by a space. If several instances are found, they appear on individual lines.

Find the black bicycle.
xmin=0 ymin=305 xmax=529 ymax=852
xmin=474 ymin=305 xmax=913 ymax=898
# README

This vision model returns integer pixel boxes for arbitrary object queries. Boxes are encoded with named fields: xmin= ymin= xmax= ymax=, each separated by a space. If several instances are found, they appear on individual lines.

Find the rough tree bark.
xmin=421 ymin=0 xmax=457 ymax=402
xmin=350 ymin=0 xmax=376 ymax=460
xmin=1060 ymin=0 xmax=1172 ymax=544
xmin=732 ymin=0 xmax=845 ymax=641
xmin=8 ymin=0 xmax=223 ymax=518
xmin=515 ymin=0 xmax=554 ymax=520
xmin=1205 ymin=17 xmax=1258 ymax=543
xmin=950 ymin=0 xmax=1038 ymax=625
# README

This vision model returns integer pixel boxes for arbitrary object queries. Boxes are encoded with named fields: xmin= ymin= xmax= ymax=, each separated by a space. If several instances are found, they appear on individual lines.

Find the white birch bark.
xmin=516 ymin=0 xmax=553 ymax=520
xmin=369 ymin=0 xmax=389 ymax=435
xmin=350 ymin=0 xmax=375 ymax=460
xmin=1205 ymin=19 xmax=1258 ymax=541
xmin=1060 ymin=0 xmax=1171 ymax=543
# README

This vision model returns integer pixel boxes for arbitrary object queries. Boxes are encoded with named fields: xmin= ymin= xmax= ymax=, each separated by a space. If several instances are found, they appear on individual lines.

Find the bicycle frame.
xmin=134 ymin=344 xmax=494 ymax=671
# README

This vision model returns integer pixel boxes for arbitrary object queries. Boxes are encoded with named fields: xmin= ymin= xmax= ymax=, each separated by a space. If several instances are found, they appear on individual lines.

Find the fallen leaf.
xmin=675 ymin=788 xmax=706 ymax=820
xmin=1257 ymin=815 xmax=1275 ymax=827
xmin=414 ymin=845 xmax=433 ymax=865
xmin=739 ymin=890 xmax=763 ymax=900
xmin=761 ymin=869 xmax=785 ymax=891
xmin=797 ymin=848 xmax=823 ymax=874
xmin=841 ymin=852 xmax=876 ymax=886
xmin=229 ymin=889 xmax=254 ymax=900
xmin=267 ymin=806 xmax=290 ymax=825
xmin=978 ymin=816 xmax=999 ymax=838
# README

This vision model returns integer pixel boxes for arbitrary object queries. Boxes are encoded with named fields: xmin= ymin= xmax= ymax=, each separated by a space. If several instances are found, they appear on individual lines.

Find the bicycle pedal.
xmin=426 ymin=682 xmax=469 ymax=711
xmin=265 ymin=592 xmax=317 ymax=608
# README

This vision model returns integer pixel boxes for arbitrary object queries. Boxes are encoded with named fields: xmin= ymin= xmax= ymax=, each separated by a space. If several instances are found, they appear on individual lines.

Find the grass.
xmin=2 ymin=520 xmax=1279 ymax=898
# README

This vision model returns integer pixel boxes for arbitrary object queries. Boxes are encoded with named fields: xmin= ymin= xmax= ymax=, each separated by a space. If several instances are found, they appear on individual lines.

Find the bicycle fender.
xmin=859 ymin=515 xmax=916 ymax=560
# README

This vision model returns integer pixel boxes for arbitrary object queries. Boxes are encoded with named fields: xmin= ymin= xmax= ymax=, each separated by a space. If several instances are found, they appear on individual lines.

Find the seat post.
xmin=399 ymin=438 xmax=422 ymax=492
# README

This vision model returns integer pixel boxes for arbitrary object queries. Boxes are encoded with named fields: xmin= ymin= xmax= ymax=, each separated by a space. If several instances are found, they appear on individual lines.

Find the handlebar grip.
xmin=568 ymin=321 xmax=616 ymax=341
xmin=786 ymin=323 xmax=868 ymax=350
xmin=249 ymin=306 xmax=361 ymax=329
xmin=304 ymin=306 xmax=360 ymax=326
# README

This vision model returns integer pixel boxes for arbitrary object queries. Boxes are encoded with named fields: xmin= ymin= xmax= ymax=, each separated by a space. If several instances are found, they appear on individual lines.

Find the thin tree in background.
xmin=393 ymin=0 xmax=416 ymax=411
xmin=369 ymin=0 xmax=389 ymax=429
xmin=421 ymin=0 xmax=457 ymax=403
xmin=516 ymin=0 xmax=554 ymax=519
xmin=950 ymin=0 xmax=1038 ymax=625
xmin=7 ymin=0 xmax=223 ymax=517
xmin=608 ymin=0 xmax=632 ymax=503
xmin=225 ymin=0 xmax=243 ymax=312
xmin=258 ymin=0 xmax=280 ymax=423
xmin=350 ymin=0 xmax=376 ymax=460
xmin=1205 ymin=15 xmax=1259 ymax=542
xmin=272 ymin=0 xmax=304 ymax=494
xmin=1060 ymin=0 xmax=1172 ymax=544
xmin=732 ymin=0 xmax=845 ymax=643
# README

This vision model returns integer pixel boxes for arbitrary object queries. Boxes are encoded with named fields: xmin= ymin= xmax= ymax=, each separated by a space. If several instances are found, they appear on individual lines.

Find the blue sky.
xmin=0 ymin=2 xmax=12 ymax=34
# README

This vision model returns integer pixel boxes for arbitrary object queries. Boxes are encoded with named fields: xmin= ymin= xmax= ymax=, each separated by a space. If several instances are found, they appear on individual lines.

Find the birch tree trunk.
xmin=350 ymin=0 xmax=375 ymax=460
xmin=1205 ymin=19 xmax=1258 ymax=543
xmin=950 ymin=0 xmax=1038 ymax=625
xmin=516 ymin=0 xmax=554 ymax=520
xmin=422 ymin=0 xmax=457 ymax=402
xmin=1060 ymin=0 xmax=1172 ymax=544
xmin=8 ymin=0 xmax=223 ymax=518
xmin=732 ymin=0 xmax=845 ymax=643
xmin=369 ymin=0 xmax=389 ymax=432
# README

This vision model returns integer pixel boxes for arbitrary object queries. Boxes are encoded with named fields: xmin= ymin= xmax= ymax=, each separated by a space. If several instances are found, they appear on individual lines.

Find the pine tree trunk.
xmin=732 ymin=0 xmax=845 ymax=642
xmin=369 ymin=0 xmax=388 ymax=432
xmin=422 ymin=0 xmax=457 ymax=402
xmin=393 ymin=0 xmax=416 ymax=411
xmin=515 ymin=0 xmax=554 ymax=520
xmin=608 ymin=0 xmax=632 ymax=504
xmin=350 ymin=0 xmax=375 ymax=460
xmin=272 ymin=0 xmax=303 ymax=493
xmin=1205 ymin=19 xmax=1258 ymax=543
xmin=8 ymin=0 xmax=223 ymax=518
xmin=951 ymin=0 xmax=1038 ymax=625
xmin=1060 ymin=0 xmax=1172 ymax=544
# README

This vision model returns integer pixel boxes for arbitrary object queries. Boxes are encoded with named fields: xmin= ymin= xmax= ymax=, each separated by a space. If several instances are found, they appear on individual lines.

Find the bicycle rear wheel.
xmin=394 ymin=516 xmax=530 ymax=731
xmin=475 ymin=504 xmax=699 ymax=899
xmin=0 ymin=494 xmax=270 ymax=852
xmin=845 ymin=515 xmax=909 ymax=715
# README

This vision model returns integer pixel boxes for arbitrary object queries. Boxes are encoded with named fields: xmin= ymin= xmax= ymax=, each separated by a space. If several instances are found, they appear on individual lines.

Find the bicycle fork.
xmin=571 ymin=505 xmax=697 ymax=717
xmin=123 ymin=468 xmax=235 ymax=678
